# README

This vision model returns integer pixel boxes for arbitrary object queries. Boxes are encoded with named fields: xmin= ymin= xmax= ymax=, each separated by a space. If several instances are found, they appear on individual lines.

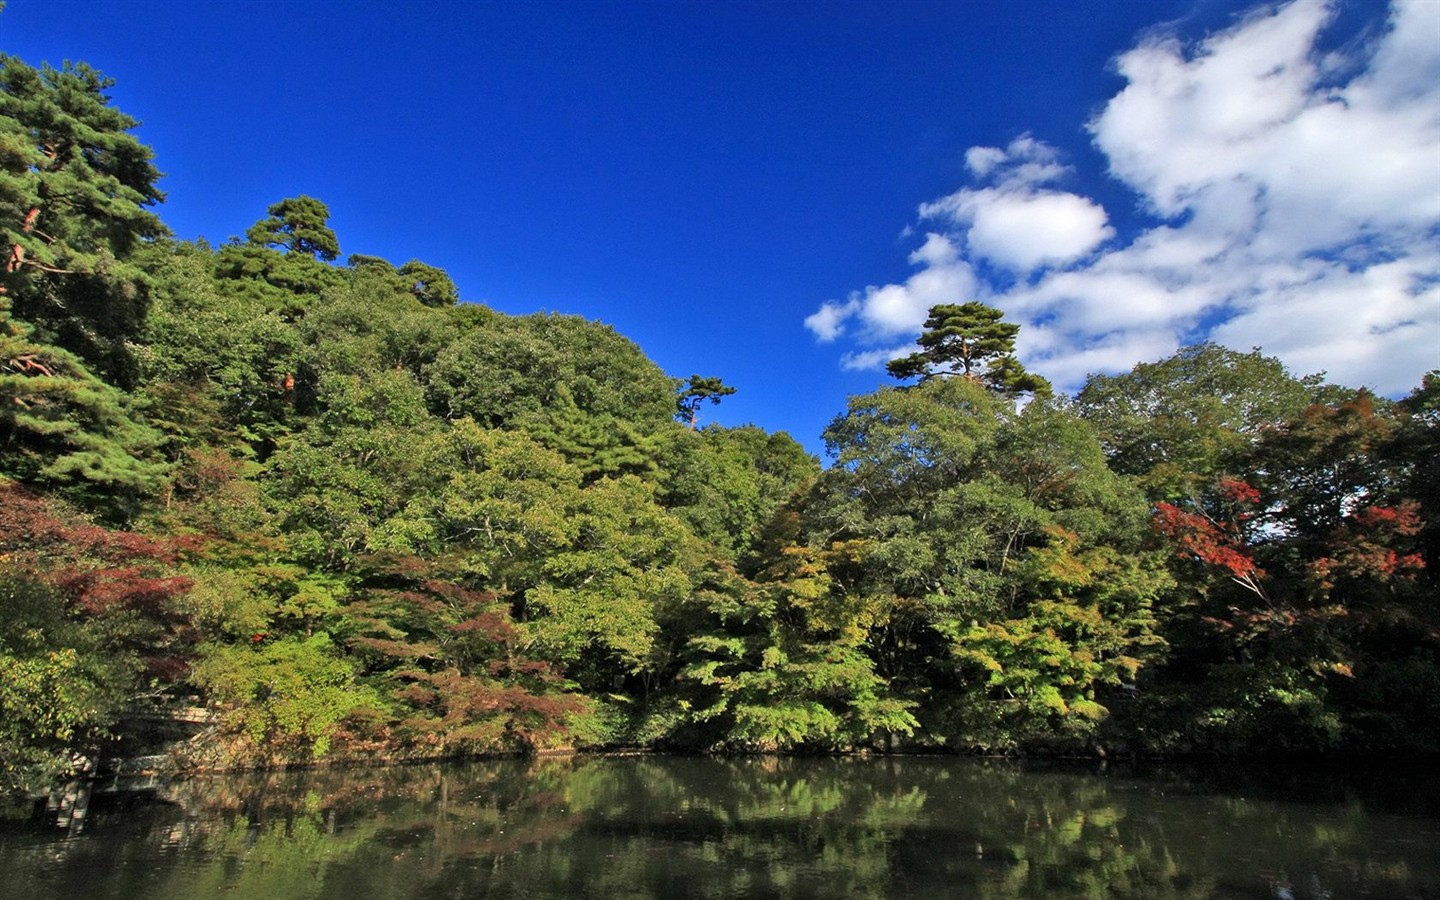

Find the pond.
xmin=2 ymin=755 xmax=1436 ymax=899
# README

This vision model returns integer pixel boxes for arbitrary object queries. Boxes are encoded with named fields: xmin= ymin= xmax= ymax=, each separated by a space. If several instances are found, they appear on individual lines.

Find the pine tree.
xmin=0 ymin=55 xmax=166 ymax=386
xmin=0 ymin=56 xmax=168 ymax=513
xmin=676 ymin=374 xmax=736 ymax=429
xmin=886 ymin=302 xmax=1050 ymax=397
xmin=0 ymin=319 xmax=166 ymax=515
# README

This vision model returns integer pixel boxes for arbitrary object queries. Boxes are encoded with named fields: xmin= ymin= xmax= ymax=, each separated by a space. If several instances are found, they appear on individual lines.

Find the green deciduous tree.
xmin=955 ymin=527 xmax=1169 ymax=749
xmin=523 ymin=475 xmax=698 ymax=699
xmin=262 ymin=369 xmax=439 ymax=568
xmin=655 ymin=425 xmax=817 ymax=564
xmin=192 ymin=633 xmax=383 ymax=760
xmin=1074 ymin=343 xmax=1318 ymax=500
xmin=798 ymin=379 xmax=1161 ymax=750
xmin=425 ymin=312 xmax=677 ymax=431
xmin=0 ymin=570 xmax=133 ymax=789
xmin=673 ymin=515 xmax=919 ymax=752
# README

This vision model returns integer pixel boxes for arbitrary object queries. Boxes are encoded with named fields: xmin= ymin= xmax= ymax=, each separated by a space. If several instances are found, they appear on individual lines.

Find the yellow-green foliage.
xmin=193 ymin=635 xmax=384 ymax=759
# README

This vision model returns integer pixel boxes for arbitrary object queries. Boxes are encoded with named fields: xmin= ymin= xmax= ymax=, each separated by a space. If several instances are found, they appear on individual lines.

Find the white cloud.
xmin=807 ymin=0 xmax=1440 ymax=397
xmin=804 ymin=252 xmax=977 ymax=343
xmin=962 ymin=190 xmax=1114 ymax=272
xmin=804 ymin=297 xmax=859 ymax=342
xmin=1209 ymin=248 xmax=1440 ymax=393
xmin=840 ymin=345 xmax=914 ymax=372
xmin=964 ymin=145 xmax=1006 ymax=178
xmin=1094 ymin=2 xmax=1328 ymax=217
xmin=921 ymin=137 xmax=1115 ymax=272
xmin=909 ymin=232 xmax=958 ymax=267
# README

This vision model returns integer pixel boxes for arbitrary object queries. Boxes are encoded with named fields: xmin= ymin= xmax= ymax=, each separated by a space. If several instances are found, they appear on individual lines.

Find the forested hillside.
xmin=2 ymin=54 xmax=1436 ymax=790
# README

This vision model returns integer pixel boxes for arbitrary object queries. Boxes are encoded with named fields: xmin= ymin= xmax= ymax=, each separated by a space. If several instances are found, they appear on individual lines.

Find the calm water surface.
xmin=2 ymin=755 xmax=1436 ymax=899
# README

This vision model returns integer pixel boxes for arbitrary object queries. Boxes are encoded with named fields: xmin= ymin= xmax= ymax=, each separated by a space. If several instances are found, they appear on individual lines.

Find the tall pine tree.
xmin=0 ymin=55 xmax=167 ymax=514
xmin=886 ymin=302 xmax=1050 ymax=397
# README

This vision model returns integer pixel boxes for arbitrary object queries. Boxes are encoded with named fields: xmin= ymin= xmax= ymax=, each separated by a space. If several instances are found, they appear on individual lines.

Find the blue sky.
xmin=4 ymin=1 xmax=1436 ymax=456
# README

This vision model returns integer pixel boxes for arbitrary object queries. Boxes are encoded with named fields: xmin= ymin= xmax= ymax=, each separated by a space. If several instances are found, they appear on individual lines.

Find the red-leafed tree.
xmin=1309 ymin=502 xmax=1425 ymax=598
xmin=344 ymin=555 xmax=587 ymax=756
xmin=0 ymin=480 xmax=194 ymax=788
xmin=1140 ymin=385 xmax=1438 ymax=754
xmin=1153 ymin=477 xmax=1267 ymax=601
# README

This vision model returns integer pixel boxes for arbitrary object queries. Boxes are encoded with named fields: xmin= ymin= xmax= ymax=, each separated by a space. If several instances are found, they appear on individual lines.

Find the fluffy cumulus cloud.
xmin=804 ymin=244 xmax=978 ymax=343
xmin=920 ymin=137 xmax=1115 ymax=273
xmin=807 ymin=0 xmax=1440 ymax=396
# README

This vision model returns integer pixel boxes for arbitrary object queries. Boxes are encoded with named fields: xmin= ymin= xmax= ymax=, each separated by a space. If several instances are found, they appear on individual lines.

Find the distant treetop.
xmin=887 ymin=301 xmax=1051 ymax=398
xmin=246 ymin=196 xmax=340 ymax=261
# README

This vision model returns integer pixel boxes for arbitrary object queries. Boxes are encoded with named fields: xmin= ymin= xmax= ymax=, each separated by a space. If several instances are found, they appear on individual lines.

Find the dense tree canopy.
xmin=1074 ymin=342 xmax=1320 ymax=499
xmin=0 ymin=53 xmax=1434 ymax=791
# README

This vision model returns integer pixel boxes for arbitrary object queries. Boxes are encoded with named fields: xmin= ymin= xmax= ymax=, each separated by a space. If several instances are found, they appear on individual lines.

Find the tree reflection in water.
xmin=1 ymin=756 xmax=1435 ymax=899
